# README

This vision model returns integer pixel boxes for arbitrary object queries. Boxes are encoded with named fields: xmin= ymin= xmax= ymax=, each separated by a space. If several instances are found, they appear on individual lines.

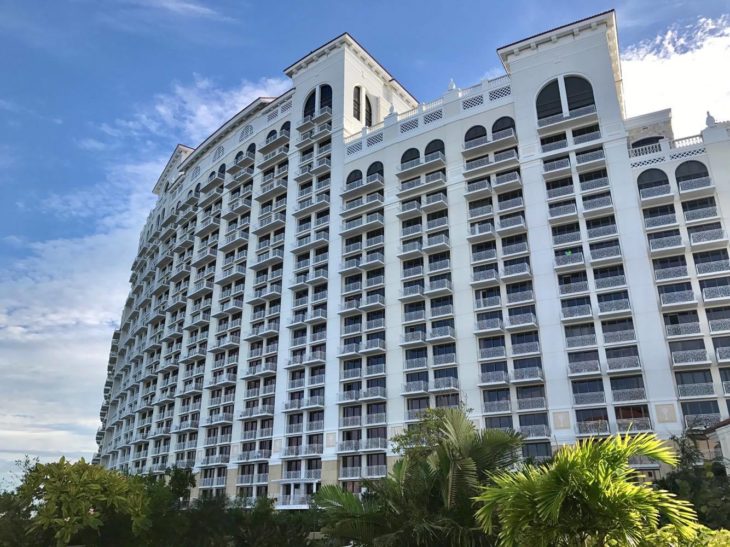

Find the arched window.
xmin=675 ymin=161 xmax=709 ymax=182
xmin=176 ymin=201 xmax=181 ymax=210
xmin=319 ymin=85 xmax=332 ymax=110
xmin=631 ymin=136 xmax=662 ymax=148
xmin=564 ymin=76 xmax=595 ymax=112
xmin=266 ymin=129 xmax=277 ymax=142
xmin=401 ymin=148 xmax=420 ymax=166
xmin=195 ymin=183 xmax=201 ymax=193
xmin=424 ymin=139 xmax=445 ymax=158
xmin=235 ymin=151 xmax=244 ymax=162
xmin=536 ymin=79 xmax=562 ymax=121
xmin=218 ymin=163 xmax=226 ymax=175
xmin=365 ymin=96 xmax=372 ymax=127
xmin=187 ymin=190 xmax=193 ymax=198
xmin=367 ymin=161 xmax=383 ymax=178
xmin=346 ymin=169 xmax=363 ymax=184
xmin=247 ymin=143 xmax=256 ymax=155
xmin=303 ymin=91 xmax=316 ymax=118
xmin=492 ymin=116 xmax=515 ymax=135
xmin=353 ymin=86 xmax=361 ymax=120
xmin=464 ymin=125 xmax=487 ymax=144
xmin=280 ymin=121 xmax=290 ymax=134
xmin=637 ymin=168 xmax=669 ymax=191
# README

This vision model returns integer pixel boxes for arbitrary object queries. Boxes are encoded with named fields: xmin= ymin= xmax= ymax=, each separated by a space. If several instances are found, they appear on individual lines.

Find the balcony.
xmin=479 ymin=370 xmax=509 ymax=385
xmin=554 ymin=252 xmax=584 ymax=270
xmin=576 ymin=420 xmax=610 ymax=436
xmin=644 ymin=214 xmax=678 ymax=231
xmin=639 ymin=184 xmax=673 ymax=203
xmin=543 ymin=157 xmax=571 ymax=178
xmin=568 ymin=359 xmax=601 ymax=376
xmin=671 ymin=349 xmax=709 ymax=366
xmin=397 ymin=151 xmax=446 ymax=179
xmin=573 ymin=391 xmax=606 ymax=406
xmin=479 ymin=347 xmax=507 ymax=360
xmin=398 ymin=171 xmax=447 ymax=198
xmin=654 ymin=265 xmax=689 ymax=282
xmin=565 ymin=334 xmax=597 ymax=348
xmin=665 ymin=322 xmax=701 ymax=337
xmin=660 ymin=290 xmax=697 ymax=308
xmin=612 ymin=387 xmax=647 ymax=402
xmin=684 ymin=206 xmax=718 ymax=223
xmin=684 ymin=413 xmax=721 ymax=429
xmin=603 ymin=329 xmax=635 ymax=344
xmin=616 ymin=418 xmax=652 ymax=432
xmin=519 ymin=424 xmax=551 ymax=439
xmin=677 ymin=383 xmax=715 ymax=397
xmin=703 ymin=285 xmax=730 ymax=302
xmin=605 ymin=355 xmax=641 ymax=372
xmin=483 ymin=400 xmax=511 ymax=414
xmin=690 ymin=228 xmax=727 ymax=249
xmin=462 ymin=127 xmax=517 ymax=158
xmin=597 ymin=298 xmax=631 ymax=316
xmin=512 ymin=366 xmax=543 ymax=382
xmin=696 ymin=259 xmax=730 ymax=276
xmin=464 ymin=149 xmax=519 ymax=179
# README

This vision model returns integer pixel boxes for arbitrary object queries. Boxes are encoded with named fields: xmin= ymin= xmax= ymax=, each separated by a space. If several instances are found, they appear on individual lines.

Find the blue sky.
xmin=0 ymin=0 xmax=729 ymax=484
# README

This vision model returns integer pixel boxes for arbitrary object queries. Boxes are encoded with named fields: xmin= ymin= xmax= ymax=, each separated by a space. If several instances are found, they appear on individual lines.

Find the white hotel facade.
xmin=95 ymin=11 xmax=730 ymax=503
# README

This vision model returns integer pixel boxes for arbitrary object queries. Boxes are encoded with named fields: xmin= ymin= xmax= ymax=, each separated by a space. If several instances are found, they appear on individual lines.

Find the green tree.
xmin=14 ymin=457 xmax=147 ymax=546
xmin=138 ymin=467 xmax=196 ymax=546
xmin=229 ymin=496 xmax=318 ymax=546
xmin=656 ymin=434 xmax=730 ymax=530
xmin=315 ymin=408 xmax=522 ymax=546
xmin=474 ymin=433 xmax=698 ymax=547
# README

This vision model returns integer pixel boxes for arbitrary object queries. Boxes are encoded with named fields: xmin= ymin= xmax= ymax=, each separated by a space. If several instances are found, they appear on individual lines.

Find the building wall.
xmin=95 ymin=20 xmax=730 ymax=504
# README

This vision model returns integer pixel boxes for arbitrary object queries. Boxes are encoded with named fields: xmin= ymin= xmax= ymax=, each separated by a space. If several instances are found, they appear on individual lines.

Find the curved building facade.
xmin=95 ymin=11 xmax=730 ymax=504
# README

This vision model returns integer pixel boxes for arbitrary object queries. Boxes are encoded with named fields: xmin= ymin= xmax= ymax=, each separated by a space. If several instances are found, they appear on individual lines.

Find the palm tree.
xmin=314 ymin=408 xmax=522 ymax=546
xmin=473 ymin=433 xmax=698 ymax=547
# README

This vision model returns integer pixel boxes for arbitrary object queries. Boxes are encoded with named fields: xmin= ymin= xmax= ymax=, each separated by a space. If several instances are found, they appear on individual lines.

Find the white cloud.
xmin=0 ymin=158 xmax=162 ymax=480
xmin=76 ymin=137 xmax=109 ymax=151
xmin=122 ymin=0 xmax=228 ymax=19
xmin=621 ymin=15 xmax=730 ymax=136
xmin=0 ymin=72 xmax=290 ymax=483
xmin=100 ymin=75 xmax=290 ymax=145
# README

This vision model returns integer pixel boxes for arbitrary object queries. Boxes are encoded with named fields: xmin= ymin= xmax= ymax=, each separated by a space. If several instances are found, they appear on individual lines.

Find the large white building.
xmin=95 ymin=10 xmax=730 ymax=503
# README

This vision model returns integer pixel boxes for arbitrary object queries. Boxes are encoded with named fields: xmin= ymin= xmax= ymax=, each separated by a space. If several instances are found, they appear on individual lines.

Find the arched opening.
xmin=208 ymin=170 xmax=216 ymax=181
xmin=365 ymin=96 xmax=372 ymax=127
xmin=218 ymin=164 xmax=226 ymax=176
xmin=247 ymin=143 xmax=256 ymax=155
xmin=176 ymin=201 xmax=181 ymax=210
xmin=424 ymin=139 xmax=445 ymax=158
xmin=319 ymin=85 xmax=332 ymax=110
xmin=401 ymin=148 xmax=420 ymax=166
xmin=346 ymin=169 xmax=362 ymax=185
xmin=464 ymin=125 xmax=487 ymax=145
xmin=266 ymin=129 xmax=277 ymax=141
xmin=235 ymin=151 xmax=244 ymax=162
xmin=631 ymin=136 xmax=663 ymax=148
xmin=564 ymin=76 xmax=595 ymax=112
xmin=675 ymin=160 xmax=709 ymax=182
xmin=492 ymin=116 xmax=515 ymax=136
xmin=353 ymin=86 xmax=361 ymax=120
xmin=187 ymin=190 xmax=193 ymax=198
xmin=367 ymin=161 xmax=383 ymax=179
xmin=637 ymin=168 xmax=669 ymax=194
xmin=536 ymin=79 xmax=562 ymax=121
xmin=303 ymin=91 xmax=316 ymax=118
xmin=280 ymin=121 xmax=290 ymax=134
xmin=195 ymin=183 xmax=201 ymax=193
